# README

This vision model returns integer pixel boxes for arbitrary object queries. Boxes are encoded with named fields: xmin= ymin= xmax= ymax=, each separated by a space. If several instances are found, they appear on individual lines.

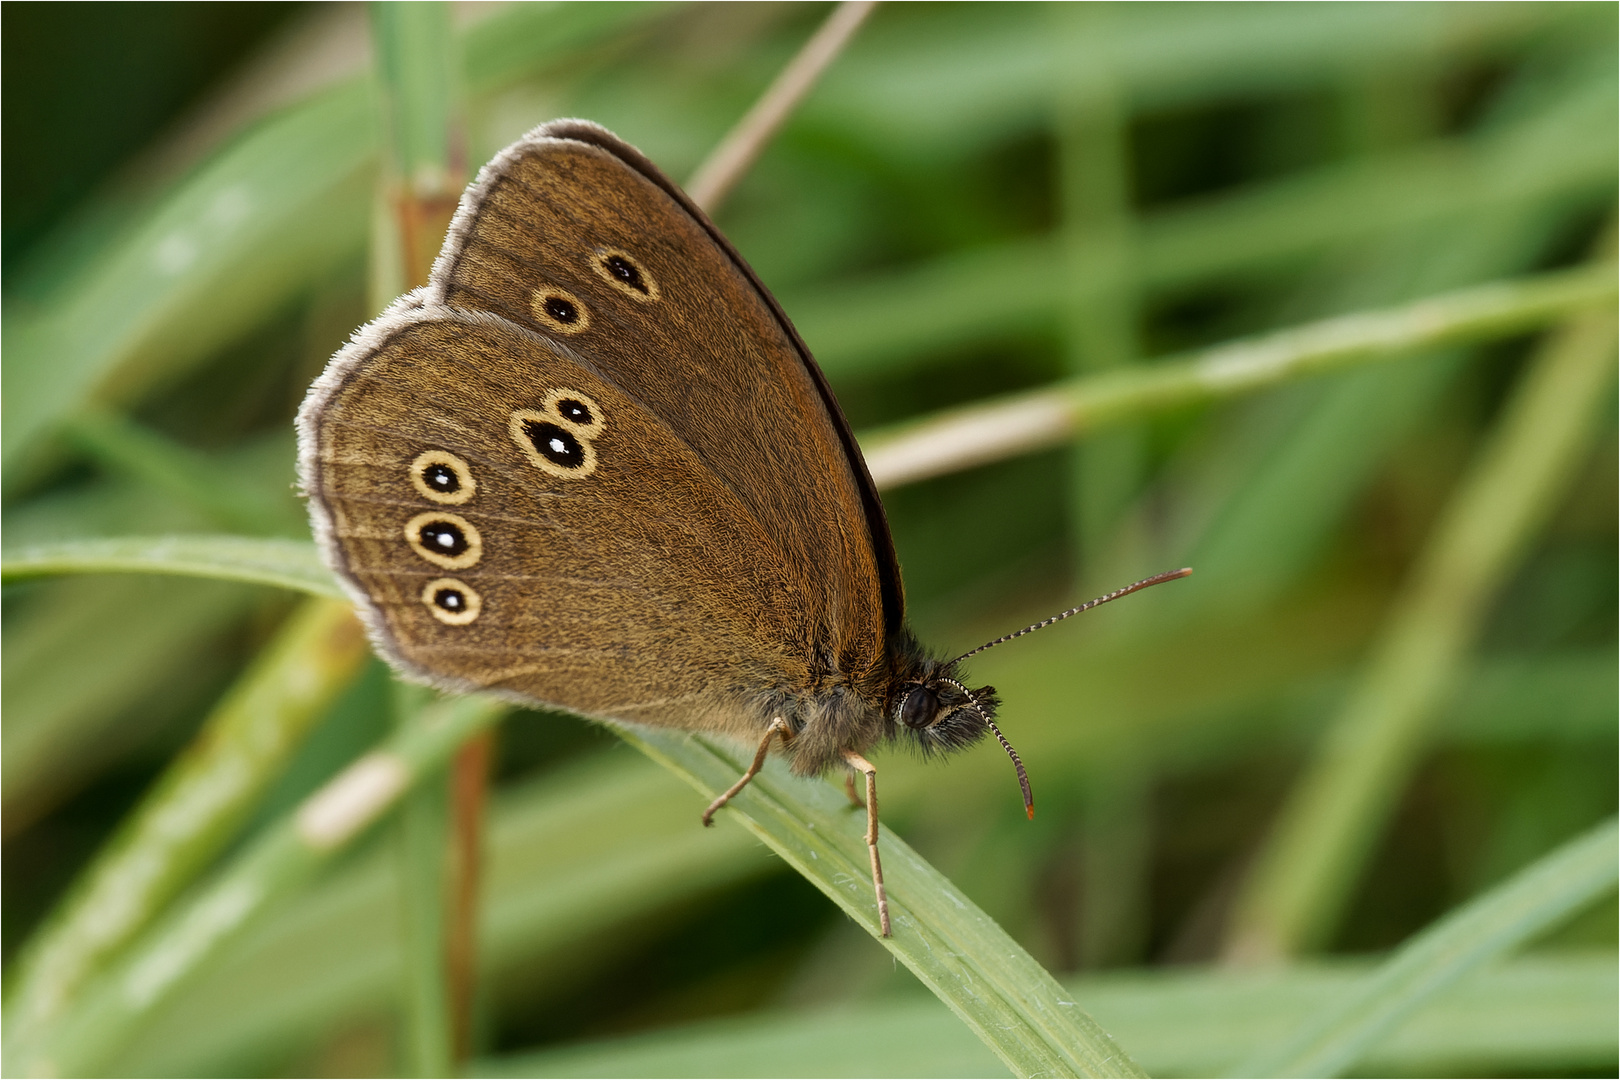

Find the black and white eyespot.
xmin=529 ymin=286 xmax=590 ymax=334
xmin=409 ymin=449 xmax=476 ymax=505
xmin=405 ymin=511 xmax=483 ymax=570
xmin=422 ymin=577 xmax=481 ymax=625
xmin=541 ymin=388 xmax=606 ymax=437
xmin=509 ymin=409 xmax=597 ymax=479
xmin=590 ymin=247 xmax=659 ymax=301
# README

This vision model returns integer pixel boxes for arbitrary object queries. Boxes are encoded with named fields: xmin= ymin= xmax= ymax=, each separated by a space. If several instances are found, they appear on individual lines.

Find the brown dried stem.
xmin=686 ymin=1 xmax=878 ymax=214
xmin=447 ymin=730 xmax=492 ymax=1062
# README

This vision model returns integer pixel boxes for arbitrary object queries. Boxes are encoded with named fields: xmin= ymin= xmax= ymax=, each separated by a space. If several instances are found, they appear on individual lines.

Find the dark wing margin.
xmin=444 ymin=118 xmax=907 ymax=638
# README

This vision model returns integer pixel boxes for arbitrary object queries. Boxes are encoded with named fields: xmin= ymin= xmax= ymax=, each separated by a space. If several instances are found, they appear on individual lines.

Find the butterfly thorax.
xmin=770 ymin=631 xmax=997 ymax=776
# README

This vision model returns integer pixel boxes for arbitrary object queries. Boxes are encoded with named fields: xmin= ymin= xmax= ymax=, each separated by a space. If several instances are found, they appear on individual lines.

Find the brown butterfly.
xmin=297 ymin=119 xmax=1187 ymax=936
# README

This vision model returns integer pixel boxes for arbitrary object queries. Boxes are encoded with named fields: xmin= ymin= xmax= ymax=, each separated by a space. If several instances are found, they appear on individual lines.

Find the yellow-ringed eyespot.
xmin=541 ymin=388 xmax=606 ymax=437
xmin=510 ymin=409 xmax=598 ymax=479
xmin=530 ymin=286 xmax=590 ymax=334
xmin=409 ymin=449 xmax=476 ymax=505
xmin=590 ymin=248 xmax=659 ymax=301
xmin=405 ymin=511 xmax=483 ymax=570
xmin=422 ymin=578 xmax=481 ymax=625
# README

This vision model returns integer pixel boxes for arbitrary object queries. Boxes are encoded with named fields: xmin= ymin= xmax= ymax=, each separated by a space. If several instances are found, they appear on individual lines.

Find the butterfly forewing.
xmin=431 ymin=123 xmax=893 ymax=678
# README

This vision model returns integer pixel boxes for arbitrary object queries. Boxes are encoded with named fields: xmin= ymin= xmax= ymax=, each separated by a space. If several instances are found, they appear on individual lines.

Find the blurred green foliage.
xmin=2 ymin=3 xmax=1614 ymax=1076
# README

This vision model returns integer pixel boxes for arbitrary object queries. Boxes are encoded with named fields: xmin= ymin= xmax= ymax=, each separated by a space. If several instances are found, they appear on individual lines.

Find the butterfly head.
xmin=886 ymin=653 xmax=1029 ymax=817
xmin=889 ymin=666 xmax=1000 ymax=757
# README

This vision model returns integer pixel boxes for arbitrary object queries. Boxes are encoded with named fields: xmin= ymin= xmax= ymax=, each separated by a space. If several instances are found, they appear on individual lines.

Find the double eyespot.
xmin=403 ymin=449 xmax=484 ymax=625
xmin=510 ymin=388 xmax=606 ymax=480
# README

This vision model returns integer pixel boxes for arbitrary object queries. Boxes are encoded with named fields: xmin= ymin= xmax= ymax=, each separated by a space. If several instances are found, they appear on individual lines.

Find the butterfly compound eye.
xmin=900 ymin=686 xmax=940 ymax=730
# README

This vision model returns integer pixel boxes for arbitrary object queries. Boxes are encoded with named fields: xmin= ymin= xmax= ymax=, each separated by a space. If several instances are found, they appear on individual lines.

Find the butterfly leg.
xmin=841 ymin=751 xmax=891 ymax=937
xmin=844 ymin=771 xmax=863 ymax=808
xmin=701 ymin=717 xmax=793 ymax=826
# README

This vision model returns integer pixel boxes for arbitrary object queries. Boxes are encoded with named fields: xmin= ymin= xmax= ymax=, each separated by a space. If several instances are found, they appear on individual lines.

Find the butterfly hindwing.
xmin=303 ymin=306 xmax=818 ymax=734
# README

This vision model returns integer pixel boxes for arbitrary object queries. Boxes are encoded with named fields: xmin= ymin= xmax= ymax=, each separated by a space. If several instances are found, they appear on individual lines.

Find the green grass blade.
xmin=2 ymin=575 xmax=263 ymax=828
xmin=815 ymin=3 xmax=1588 ymax=145
xmin=25 ymin=694 xmax=506 ymax=1077
xmin=1 ymin=83 xmax=377 ymax=488
xmin=60 ymin=409 xmax=299 ymax=535
xmin=116 ymin=750 xmax=769 ymax=1076
xmin=1239 ymin=818 xmax=1619 ymax=1078
xmin=791 ymin=84 xmax=1614 ymax=379
xmin=114 ymin=588 xmax=1359 ymax=1073
xmin=0 ymin=3 xmax=674 ymax=493
xmin=63 ymin=627 xmax=1611 ymax=1073
xmin=459 ymin=2 xmax=678 ymax=95
xmin=1133 ymin=64 xmax=1606 ymax=634
xmin=1051 ymin=1 xmax=1142 ymax=561
xmin=373 ymin=1 xmax=459 ymax=191
xmin=1443 ymin=650 xmax=1617 ymax=744
xmin=1 ymin=535 xmax=342 ymax=597
xmin=392 ymin=687 xmax=455 ymax=1078
xmin=2 ymin=428 xmax=303 ymax=550
xmin=860 ymin=263 xmax=1616 ymax=489
xmin=1225 ymin=293 xmax=1618 ymax=960
xmin=619 ymin=726 xmax=1147 ymax=1079
xmin=2 ymin=598 xmax=369 ymax=1073
xmin=95 ymin=590 xmax=1398 ymax=1072
xmin=1049 ymin=3 xmax=1154 ymax=969
xmin=475 ymin=952 xmax=1618 ymax=1079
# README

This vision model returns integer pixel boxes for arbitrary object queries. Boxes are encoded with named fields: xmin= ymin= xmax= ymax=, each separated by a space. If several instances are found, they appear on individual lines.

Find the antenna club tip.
xmin=1026 ymin=803 xmax=1035 ymax=821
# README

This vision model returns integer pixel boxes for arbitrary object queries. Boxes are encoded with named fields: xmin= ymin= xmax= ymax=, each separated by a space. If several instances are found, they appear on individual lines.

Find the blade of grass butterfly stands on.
xmin=297 ymin=119 xmax=1190 ymax=939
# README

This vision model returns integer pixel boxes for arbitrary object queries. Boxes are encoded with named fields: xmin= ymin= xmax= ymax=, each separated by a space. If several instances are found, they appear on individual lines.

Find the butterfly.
xmin=298 ymin=119 xmax=1188 ymax=936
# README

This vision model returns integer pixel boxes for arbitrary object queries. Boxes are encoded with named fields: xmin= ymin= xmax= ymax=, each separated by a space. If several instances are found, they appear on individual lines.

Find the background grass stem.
xmin=861 ymin=262 xmax=1617 ymax=490
xmin=1223 ymin=264 xmax=1618 ymax=962
xmin=2 ymin=598 xmax=368 ymax=1075
xmin=1 ymin=536 xmax=345 ymax=596
xmin=24 ymin=694 xmax=505 ymax=1077
xmin=394 ymin=685 xmax=455 ymax=1078
xmin=1237 ymin=817 xmax=1619 ymax=1077
xmin=685 ymin=1 xmax=877 ymax=214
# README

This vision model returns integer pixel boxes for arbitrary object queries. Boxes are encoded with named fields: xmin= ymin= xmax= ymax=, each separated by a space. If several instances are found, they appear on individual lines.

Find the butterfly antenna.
xmin=940 ymin=676 xmax=1034 ymax=820
xmin=948 ymin=567 xmax=1193 ymax=665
